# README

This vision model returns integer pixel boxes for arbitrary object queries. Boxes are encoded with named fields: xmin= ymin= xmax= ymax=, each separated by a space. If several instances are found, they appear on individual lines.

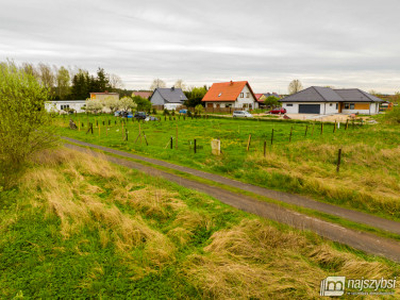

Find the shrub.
xmin=0 ymin=61 xmax=58 ymax=188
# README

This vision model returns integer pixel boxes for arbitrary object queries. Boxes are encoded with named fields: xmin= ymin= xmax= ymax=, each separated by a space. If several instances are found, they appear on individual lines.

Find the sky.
xmin=1 ymin=0 xmax=400 ymax=94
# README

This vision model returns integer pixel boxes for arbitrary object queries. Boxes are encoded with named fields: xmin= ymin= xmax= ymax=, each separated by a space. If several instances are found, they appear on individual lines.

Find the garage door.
xmin=299 ymin=104 xmax=320 ymax=114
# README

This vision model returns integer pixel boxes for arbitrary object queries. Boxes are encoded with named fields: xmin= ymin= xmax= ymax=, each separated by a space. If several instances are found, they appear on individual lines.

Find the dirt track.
xmin=64 ymin=138 xmax=400 ymax=262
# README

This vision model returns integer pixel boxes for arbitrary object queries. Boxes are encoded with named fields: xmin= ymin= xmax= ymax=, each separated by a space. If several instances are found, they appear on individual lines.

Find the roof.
xmin=334 ymin=89 xmax=384 ymax=102
xmin=153 ymin=87 xmax=187 ymax=103
xmin=132 ymin=91 xmax=152 ymax=99
xmin=255 ymin=92 xmax=281 ymax=103
xmin=202 ymin=81 xmax=256 ymax=102
xmin=90 ymin=92 xmax=119 ymax=95
xmin=280 ymin=86 xmax=384 ymax=103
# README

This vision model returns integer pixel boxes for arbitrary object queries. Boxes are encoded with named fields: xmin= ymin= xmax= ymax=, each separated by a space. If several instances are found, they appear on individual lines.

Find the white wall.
xmin=235 ymin=85 xmax=258 ymax=109
xmin=45 ymin=100 xmax=86 ymax=113
xmin=282 ymin=102 xmax=339 ymax=114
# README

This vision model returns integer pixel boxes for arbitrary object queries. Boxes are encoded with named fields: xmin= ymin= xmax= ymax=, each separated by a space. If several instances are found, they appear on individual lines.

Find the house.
xmin=280 ymin=86 xmax=383 ymax=115
xmin=202 ymin=81 xmax=258 ymax=110
xmin=89 ymin=92 xmax=119 ymax=102
xmin=132 ymin=91 xmax=152 ymax=99
xmin=45 ymin=100 xmax=86 ymax=113
xmin=255 ymin=92 xmax=281 ymax=107
xmin=149 ymin=87 xmax=187 ymax=110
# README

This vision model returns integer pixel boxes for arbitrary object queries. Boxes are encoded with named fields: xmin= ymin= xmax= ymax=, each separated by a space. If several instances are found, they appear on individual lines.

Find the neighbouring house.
xmin=280 ymin=86 xmax=383 ymax=115
xmin=255 ymin=92 xmax=281 ymax=107
xmin=45 ymin=100 xmax=86 ymax=113
xmin=149 ymin=87 xmax=187 ymax=110
xmin=89 ymin=92 xmax=119 ymax=102
xmin=132 ymin=91 xmax=152 ymax=99
xmin=202 ymin=81 xmax=258 ymax=110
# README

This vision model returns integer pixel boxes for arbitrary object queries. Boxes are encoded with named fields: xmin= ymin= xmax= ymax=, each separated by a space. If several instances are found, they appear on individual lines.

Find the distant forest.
xmin=19 ymin=62 xmax=149 ymax=100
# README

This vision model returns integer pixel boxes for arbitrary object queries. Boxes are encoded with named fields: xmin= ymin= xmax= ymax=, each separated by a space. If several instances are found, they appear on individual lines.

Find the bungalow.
xmin=202 ymin=81 xmax=258 ymax=110
xmin=150 ymin=87 xmax=187 ymax=110
xmin=280 ymin=86 xmax=383 ymax=115
xmin=45 ymin=100 xmax=86 ymax=113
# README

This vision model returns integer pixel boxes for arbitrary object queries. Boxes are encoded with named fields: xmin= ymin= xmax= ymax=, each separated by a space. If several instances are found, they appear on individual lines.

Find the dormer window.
xmin=218 ymin=93 xmax=222 ymax=97
xmin=240 ymin=93 xmax=244 ymax=98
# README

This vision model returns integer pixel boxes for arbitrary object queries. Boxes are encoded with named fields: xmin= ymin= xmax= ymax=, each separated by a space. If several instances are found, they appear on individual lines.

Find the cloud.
xmin=1 ymin=0 xmax=399 ymax=93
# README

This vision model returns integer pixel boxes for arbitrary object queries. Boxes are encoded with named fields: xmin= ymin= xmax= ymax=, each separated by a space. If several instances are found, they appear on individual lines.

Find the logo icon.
xmin=320 ymin=276 xmax=346 ymax=296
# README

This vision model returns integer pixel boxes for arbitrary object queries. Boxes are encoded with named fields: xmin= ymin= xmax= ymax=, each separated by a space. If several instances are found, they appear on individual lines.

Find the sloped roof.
xmin=202 ymin=81 xmax=256 ymax=102
xmin=153 ymin=87 xmax=187 ymax=103
xmin=281 ymin=86 xmax=384 ymax=103
xmin=334 ymin=89 xmax=384 ymax=102
xmin=132 ymin=91 xmax=152 ymax=99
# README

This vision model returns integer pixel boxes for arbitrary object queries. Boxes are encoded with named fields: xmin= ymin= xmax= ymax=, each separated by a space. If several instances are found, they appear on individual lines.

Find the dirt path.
xmin=64 ymin=142 xmax=400 ymax=262
xmin=63 ymin=137 xmax=400 ymax=235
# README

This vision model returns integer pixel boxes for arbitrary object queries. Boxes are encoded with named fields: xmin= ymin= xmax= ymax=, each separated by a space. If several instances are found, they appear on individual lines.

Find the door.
xmin=299 ymin=104 xmax=320 ymax=114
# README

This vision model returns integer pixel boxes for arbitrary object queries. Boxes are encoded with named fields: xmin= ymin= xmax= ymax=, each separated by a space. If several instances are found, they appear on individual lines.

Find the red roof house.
xmin=202 ymin=81 xmax=258 ymax=110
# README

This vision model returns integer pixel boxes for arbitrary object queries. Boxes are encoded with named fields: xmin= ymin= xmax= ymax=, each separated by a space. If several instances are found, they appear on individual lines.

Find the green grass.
xmin=54 ymin=114 xmax=400 ymax=221
xmin=1 ymin=148 xmax=399 ymax=298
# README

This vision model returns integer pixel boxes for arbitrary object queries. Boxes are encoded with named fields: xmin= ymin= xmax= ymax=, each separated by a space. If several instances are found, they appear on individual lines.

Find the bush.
xmin=163 ymin=109 xmax=170 ymax=116
xmin=0 ymin=61 xmax=58 ymax=188
xmin=384 ymin=106 xmax=400 ymax=124
xmin=152 ymin=108 xmax=157 ymax=115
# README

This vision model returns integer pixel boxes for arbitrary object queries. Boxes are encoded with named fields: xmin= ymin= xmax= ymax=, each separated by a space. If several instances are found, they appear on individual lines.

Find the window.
xmin=218 ymin=92 xmax=222 ymax=97
xmin=344 ymin=103 xmax=355 ymax=110
xmin=240 ymin=93 xmax=244 ymax=98
xmin=246 ymin=92 xmax=249 ymax=98
xmin=60 ymin=105 xmax=70 ymax=110
xmin=329 ymin=103 xmax=333 ymax=107
xmin=243 ymin=103 xmax=248 ymax=108
xmin=226 ymin=104 xmax=232 ymax=108
xmin=286 ymin=104 xmax=293 ymax=107
xmin=336 ymin=103 xmax=338 ymax=109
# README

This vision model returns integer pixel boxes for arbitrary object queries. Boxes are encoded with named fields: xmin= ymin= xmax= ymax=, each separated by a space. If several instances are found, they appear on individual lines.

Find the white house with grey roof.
xmin=280 ymin=86 xmax=383 ymax=115
xmin=150 ymin=87 xmax=187 ymax=110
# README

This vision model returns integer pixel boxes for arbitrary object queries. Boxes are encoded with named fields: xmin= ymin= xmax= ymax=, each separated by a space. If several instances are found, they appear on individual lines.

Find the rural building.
xmin=280 ymin=86 xmax=383 ymax=115
xmin=132 ymin=91 xmax=152 ymax=99
xmin=255 ymin=92 xmax=281 ymax=107
xmin=45 ymin=100 xmax=86 ymax=113
xmin=202 ymin=81 xmax=258 ymax=110
xmin=149 ymin=87 xmax=187 ymax=110
xmin=89 ymin=92 xmax=119 ymax=102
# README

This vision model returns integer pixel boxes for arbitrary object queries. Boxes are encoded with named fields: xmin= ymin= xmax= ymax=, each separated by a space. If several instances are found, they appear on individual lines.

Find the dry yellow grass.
xmin=13 ymin=147 xmax=399 ymax=298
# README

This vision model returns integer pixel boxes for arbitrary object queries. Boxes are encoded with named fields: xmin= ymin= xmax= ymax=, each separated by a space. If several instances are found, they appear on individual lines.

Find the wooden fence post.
xmin=337 ymin=148 xmax=342 ymax=173
xmin=246 ymin=134 xmax=252 ymax=151
xmin=320 ymin=123 xmax=324 ymax=135
xmin=333 ymin=120 xmax=337 ymax=133
xmin=170 ymin=137 xmax=173 ymax=149
xmin=263 ymin=141 xmax=266 ymax=157
xmin=271 ymin=128 xmax=274 ymax=146
xmin=194 ymin=139 xmax=196 ymax=154
xmin=289 ymin=127 xmax=293 ymax=142
xmin=305 ymin=125 xmax=308 ymax=137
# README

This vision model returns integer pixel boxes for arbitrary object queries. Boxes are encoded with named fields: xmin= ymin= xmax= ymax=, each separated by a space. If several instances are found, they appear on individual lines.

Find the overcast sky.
xmin=1 ymin=0 xmax=400 ymax=93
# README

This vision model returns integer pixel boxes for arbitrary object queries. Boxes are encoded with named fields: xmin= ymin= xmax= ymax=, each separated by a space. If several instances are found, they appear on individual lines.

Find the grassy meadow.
xmin=55 ymin=114 xmax=400 ymax=221
xmin=1 ymin=148 xmax=399 ymax=298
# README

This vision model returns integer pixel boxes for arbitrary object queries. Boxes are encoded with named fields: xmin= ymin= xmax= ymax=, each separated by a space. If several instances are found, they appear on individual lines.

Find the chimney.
xmin=171 ymin=86 xmax=175 ymax=91
xmin=230 ymin=80 xmax=233 ymax=85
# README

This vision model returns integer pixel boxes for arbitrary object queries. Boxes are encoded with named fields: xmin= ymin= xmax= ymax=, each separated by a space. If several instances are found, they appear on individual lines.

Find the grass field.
xmin=55 ymin=114 xmax=400 ymax=222
xmin=1 ymin=148 xmax=399 ymax=298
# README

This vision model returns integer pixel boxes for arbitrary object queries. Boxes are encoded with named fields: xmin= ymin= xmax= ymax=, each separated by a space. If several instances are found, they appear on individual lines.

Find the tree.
xmin=195 ymin=104 xmax=204 ymax=115
xmin=150 ymin=78 xmax=166 ymax=90
xmin=174 ymin=79 xmax=186 ymax=91
xmin=132 ymin=95 xmax=151 ymax=111
xmin=101 ymin=96 xmax=119 ymax=114
xmin=0 ymin=61 xmax=58 ymax=188
xmin=184 ymin=86 xmax=208 ymax=107
xmin=264 ymin=95 xmax=280 ymax=109
xmin=288 ymin=79 xmax=303 ymax=95
xmin=85 ymin=99 xmax=103 ymax=114
xmin=109 ymin=74 xmax=123 ymax=90
xmin=38 ymin=63 xmax=55 ymax=90
xmin=96 ymin=68 xmax=110 ymax=91
xmin=70 ymin=69 xmax=90 ymax=99
xmin=56 ymin=66 xmax=70 ymax=100
xmin=119 ymin=96 xmax=137 ymax=112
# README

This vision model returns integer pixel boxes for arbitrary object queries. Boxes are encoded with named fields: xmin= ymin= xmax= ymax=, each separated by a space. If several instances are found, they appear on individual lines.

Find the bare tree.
xmin=38 ymin=63 xmax=55 ymax=89
xmin=150 ymin=78 xmax=166 ymax=90
xmin=288 ymin=79 xmax=303 ymax=95
xmin=109 ymin=74 xmax=124 ymax=90
xmin=174 ymin=79 xmax=186 ymax=91
xmin=56 ymin=66 xmax=70 ymax=99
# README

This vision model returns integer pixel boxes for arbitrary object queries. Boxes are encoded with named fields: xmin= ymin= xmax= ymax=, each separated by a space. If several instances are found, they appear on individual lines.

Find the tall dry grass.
xmin=14 ymin=147 xmax=400 ymax=298
xmin=248 ymin=140 xmax=400 ymax=218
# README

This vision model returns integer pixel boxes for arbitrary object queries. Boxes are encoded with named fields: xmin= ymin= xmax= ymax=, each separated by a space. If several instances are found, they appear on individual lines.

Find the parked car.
xmin=179 ymin=109 xmax=187 ymax=114
xmin=114 ymin=111 xmax=121 ymax=117
xmin=134 ymin=111 xmax=147 ymax=119
xmin=145 ymin=116 xmax=159 ymax=121
xmin=232 ymin=111 xmax=253 ymax=118
xmin=268 ymin=107 xmax=286 ymax=114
